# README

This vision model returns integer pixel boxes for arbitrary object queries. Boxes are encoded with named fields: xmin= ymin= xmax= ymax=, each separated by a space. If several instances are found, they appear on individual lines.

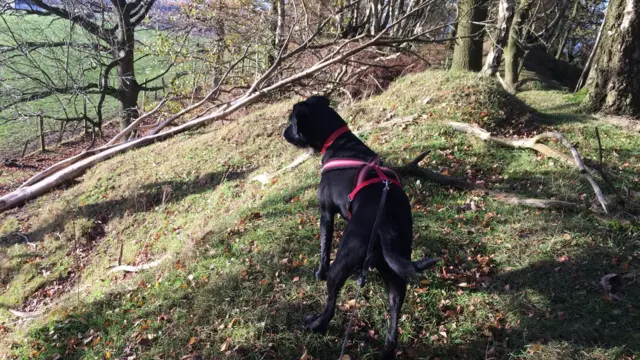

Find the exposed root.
xmin=8 ymin=309 xmax=43 ymax=318
xmin=393 ymin=154 xmax=582 ymax=211
xmin=449 ymin=121 xmax=608 ymax=213
xmin=106 ymin=255 xmax=169 ymax=274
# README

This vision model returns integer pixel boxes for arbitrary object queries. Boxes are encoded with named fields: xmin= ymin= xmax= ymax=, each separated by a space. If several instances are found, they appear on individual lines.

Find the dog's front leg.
xmin=316 ymin=208 xmax=334 ymax=281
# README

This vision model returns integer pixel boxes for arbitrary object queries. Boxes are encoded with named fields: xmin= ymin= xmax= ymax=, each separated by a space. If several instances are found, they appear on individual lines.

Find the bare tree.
xmin=0 ymin=0 xmax=456 ymax=212
xmin=503 ymin=0 xmax=534 ymax=89
xmin=481 ymin=0 xmax=514 ymax=76
xmin=554 ymin=0 xmax=579 ymax=59
xmin=2 ymin=0 xmax=162 ymax=130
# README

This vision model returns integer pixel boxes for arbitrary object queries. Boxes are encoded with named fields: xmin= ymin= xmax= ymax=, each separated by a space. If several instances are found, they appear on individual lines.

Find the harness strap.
xmin=348 ymin=177 xmax=401 ymax=201
xmin=321 ymin=126 xmax=350 ymax=154
xmin=323 ymin=156 xmax=401 ymax=220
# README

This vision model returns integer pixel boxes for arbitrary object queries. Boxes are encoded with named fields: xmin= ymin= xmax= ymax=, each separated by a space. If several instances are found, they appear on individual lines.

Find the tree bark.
xmin=112 ymin=2 xmax=142 ymax=130
xmin=275 ymin=0 xmax=285 ymax=54
xmin=503 ymin=0 xmax=534 ymax=90
xmin=481 ymin=0 xmax=515 ymax=76
xmin=451 ymin=0 xmax=490 ymax=72
xmin=584 ymin=0 xmax=640 ymax=116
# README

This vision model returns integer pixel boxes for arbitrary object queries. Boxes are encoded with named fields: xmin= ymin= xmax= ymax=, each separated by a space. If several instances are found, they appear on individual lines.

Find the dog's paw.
xmin=315 ymin=267 xmax=327 ymax=281
xmin=303 ymin=314 xmax=327 ymax=333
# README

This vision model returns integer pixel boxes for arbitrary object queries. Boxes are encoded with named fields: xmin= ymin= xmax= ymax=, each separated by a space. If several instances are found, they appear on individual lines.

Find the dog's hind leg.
xmin=377 ymin=266 xmax=407 ymax=360
xmin=303 ymin=248 xmax=354 ymax=333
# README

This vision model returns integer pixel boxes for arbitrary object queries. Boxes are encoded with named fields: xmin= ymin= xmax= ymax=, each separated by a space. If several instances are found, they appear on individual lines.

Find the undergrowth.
xmin=1 ymin=70 xmax=639 ymax=360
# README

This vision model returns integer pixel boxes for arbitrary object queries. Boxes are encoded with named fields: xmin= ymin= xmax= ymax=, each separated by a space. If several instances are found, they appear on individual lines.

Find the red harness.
xmin=321 ymin=127 xmax=402 ymax=217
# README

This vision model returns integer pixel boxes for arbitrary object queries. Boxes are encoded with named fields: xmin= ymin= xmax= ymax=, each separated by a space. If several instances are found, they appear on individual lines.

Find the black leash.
xmin=338 ymin=180 xmax=390 ymax=360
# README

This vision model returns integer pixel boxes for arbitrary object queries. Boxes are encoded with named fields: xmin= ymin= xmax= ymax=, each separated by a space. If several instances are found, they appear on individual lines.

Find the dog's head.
xmin=283 ymin=95 xmax=347 ymax=152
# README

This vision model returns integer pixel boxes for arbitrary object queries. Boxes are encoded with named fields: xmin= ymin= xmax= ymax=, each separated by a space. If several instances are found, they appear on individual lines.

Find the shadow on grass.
xmin=0 ymin=168 xmax=256 ymax=249
xmin=425 ymin=246 xmax=640 ymax=359
xmin=11 ymin=172 xmax=639 ymax=360
xmin=0 ymin=168 xmax=256 ymax=312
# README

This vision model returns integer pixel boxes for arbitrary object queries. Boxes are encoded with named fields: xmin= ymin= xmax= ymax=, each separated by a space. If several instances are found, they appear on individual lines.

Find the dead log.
xmin=448 ymin=121 xmax=608 ymax=213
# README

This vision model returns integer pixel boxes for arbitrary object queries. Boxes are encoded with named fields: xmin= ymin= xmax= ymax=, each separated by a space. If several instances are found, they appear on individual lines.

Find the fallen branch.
xmin=594 ymin=127 xmax=624 ymax=206
xmin=18 ymin=144 xmax=120 ymax=189
xmin=251 ymin=149 xmax=314 ymax=186
xmin=250 ymin=116 xmax=420 ymax=185
xmin=449 ymin=121 xmax=608 ymax=213
xmin=8 ymin=309 xmax=43 ymax=318
xmin=106 ymin=255 xmax=169 ymax=274
xmin=106 ymin=96 xmax=173 ymax=145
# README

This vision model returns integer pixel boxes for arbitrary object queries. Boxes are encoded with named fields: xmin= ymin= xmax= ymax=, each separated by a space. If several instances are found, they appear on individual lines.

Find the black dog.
xmin=283 ymin=96 xmax=438 ymax=359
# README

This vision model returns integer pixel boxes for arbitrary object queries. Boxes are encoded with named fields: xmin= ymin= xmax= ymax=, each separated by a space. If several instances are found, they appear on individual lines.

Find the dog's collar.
xmin=321 ymin=126 xmax=350 ymax=154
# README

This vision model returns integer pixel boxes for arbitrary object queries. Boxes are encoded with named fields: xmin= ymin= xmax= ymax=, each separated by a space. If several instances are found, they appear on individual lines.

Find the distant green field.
xmin=0 ymin=13 xmax=206 ymax=156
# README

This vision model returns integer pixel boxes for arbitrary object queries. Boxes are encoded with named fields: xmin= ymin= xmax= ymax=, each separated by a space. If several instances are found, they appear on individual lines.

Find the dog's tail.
xmin=381 ymin=240 xmax=440 ymax=280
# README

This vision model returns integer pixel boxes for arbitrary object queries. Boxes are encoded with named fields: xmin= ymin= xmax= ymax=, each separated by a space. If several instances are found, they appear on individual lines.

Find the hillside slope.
xmin=1 ymin=70 xmax=639 ymax=360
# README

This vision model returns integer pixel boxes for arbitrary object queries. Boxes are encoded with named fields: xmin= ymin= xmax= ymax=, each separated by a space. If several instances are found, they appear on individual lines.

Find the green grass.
xmin=1 ymin=70 xmax=639 ymax=360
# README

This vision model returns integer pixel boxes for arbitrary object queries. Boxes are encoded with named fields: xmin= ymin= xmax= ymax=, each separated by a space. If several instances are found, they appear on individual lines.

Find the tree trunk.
xmin=213 ymin=17 xmax=226 ymax=85
xmin=481 ymin=0 xmax=515 ymax=76
xmin=584 ymin=0 xmax=640 ymax=116
xmin=503 ymin=0 xmax=534 ymax=90
xmin=451 ymin=0 xmax=489 ymax=72
xmin=370 ymin=0 xmax=381 ymax=35
xmin=574 ymin=5 xmax=608 ymax=92
xmin=555 ymin=0 xmax=579 ymax=60
xmin=268 ymin=0 xmax=285 ymax=66
xmin=113 ymin=6 xmax=140 ymax=130
xmin=275 ymin=0 xmax=285 ymax=54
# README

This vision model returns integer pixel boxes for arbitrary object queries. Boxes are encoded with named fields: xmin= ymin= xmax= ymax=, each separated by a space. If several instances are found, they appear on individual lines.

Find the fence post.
xmin=39 ymin=110 xmax=46 ymax=153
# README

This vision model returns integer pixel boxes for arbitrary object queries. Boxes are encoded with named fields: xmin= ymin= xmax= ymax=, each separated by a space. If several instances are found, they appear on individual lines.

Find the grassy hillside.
xmin=1 ymin=70 xmax=639 ymax=360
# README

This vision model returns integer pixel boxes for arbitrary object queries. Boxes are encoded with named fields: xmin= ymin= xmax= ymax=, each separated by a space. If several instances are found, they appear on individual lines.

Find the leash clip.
xmin=383 ymin=180 xmax=390 ymax=191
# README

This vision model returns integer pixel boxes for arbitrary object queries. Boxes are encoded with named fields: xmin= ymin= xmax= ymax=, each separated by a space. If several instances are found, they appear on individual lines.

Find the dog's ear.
xmin=305 ymin=95 xmax=330 ymax=107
